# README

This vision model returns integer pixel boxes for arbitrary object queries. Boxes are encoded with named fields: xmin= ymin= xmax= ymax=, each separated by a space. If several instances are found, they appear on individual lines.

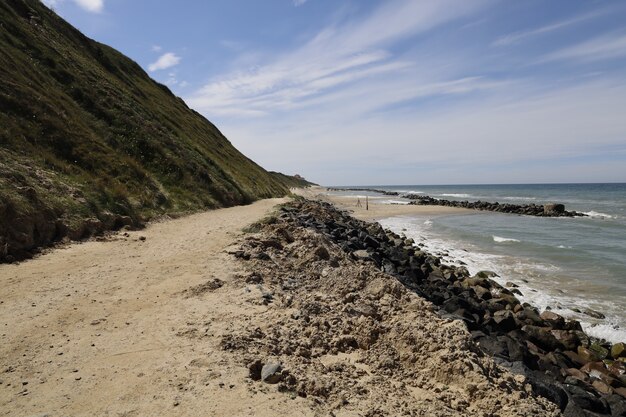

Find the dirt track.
xmin=0 ymin=197 xmax=319 ymax=416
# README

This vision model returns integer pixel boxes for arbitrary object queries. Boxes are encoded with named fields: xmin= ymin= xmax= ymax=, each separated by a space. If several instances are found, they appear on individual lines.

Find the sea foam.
xmin=493 ymin=236 xmax=520 ymax=243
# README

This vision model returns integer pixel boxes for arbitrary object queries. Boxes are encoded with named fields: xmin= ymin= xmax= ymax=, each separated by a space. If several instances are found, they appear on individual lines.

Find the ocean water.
xmin=329 ymin=183 xmax=626 ymax=343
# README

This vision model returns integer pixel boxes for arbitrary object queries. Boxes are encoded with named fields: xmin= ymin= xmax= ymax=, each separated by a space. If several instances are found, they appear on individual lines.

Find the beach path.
xmin=0 ymin=197 xmax=315 ymax=416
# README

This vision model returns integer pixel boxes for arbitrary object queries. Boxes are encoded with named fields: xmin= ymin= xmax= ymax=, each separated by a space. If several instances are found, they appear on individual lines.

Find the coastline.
xmin=303 ymin=187 xmax=626 ymax=344
xmin=294 ymin=186 xmax=474 ymax=222
xmin=1 ymin=193 xmax=623 ymax=415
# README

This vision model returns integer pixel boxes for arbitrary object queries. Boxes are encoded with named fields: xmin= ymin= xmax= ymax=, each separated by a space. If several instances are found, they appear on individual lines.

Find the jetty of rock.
xmin=239 ymin=198 xmax=624 ymax=416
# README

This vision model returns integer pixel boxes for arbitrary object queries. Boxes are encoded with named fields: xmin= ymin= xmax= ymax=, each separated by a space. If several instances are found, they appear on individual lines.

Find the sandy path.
xmin=294 ymin=186 xmax=473 ymax=222
xmin=0 ymin=197 xmax=313 ymax=416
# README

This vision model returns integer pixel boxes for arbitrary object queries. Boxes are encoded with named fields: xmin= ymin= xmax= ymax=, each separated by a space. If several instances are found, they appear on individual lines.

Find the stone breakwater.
xmin=327 ymin=187 xmax=400 ymax=196
xmin=404 ymin=194 xmax=586 ymax=217
xmin=268 ymin=198 xmax=625 ymax=416
xmin=328 ymin=188 xmax=586 ymax=217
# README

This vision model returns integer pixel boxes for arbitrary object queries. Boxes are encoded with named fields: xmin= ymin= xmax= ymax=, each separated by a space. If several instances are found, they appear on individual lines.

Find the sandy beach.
xmin=294 ymin=186 xmax=473 ymax=222
xmin=0 ymin=198 xmax=322 ymax=416
xmin=0 ymin=194 xmax=563 ymax=416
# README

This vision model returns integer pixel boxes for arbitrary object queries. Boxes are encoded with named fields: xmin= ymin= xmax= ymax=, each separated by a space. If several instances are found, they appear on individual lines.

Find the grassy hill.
xmin=0 ymin=0 xmax=312 ymax=261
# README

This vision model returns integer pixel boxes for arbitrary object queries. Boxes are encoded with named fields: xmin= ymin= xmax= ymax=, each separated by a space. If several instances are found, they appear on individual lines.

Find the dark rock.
xmin=541 ymin=311 xmax=566 ymax=329
xmin=523 ymin=325 xmax=562 ymax=351
xmin=248 ymin=360 xmax=263 ymax=381
xmin=583 ymin=309 xmax=606 ymax=320
xmin=611 ymin=343 xmax=625 ymax=359
xmin=588 ymin=343 xmax=609 ymax=361
xmin=544 ymin=203 xmax=565 ymax=215
xmin=493 ymin=310 xmax=518 ymax=332
xmin=364 ymin=235 xmax=380 ymax=249
xmin=605 ymin=394 xmax=626 ymax=416
xmin=551 ymin=330 xmax=580 ymax=351
xmin=578 ymin=346 xmax=602 ymax=364
xmin=261 ymin=362 xmax=282 ymax=384
xmin=565 ymin=384 xmax=609 ymax=414
xmin=314 ymin=246 xmax=330 ymax=260
xmin=476 ymin=336 xmax=507 ymax=357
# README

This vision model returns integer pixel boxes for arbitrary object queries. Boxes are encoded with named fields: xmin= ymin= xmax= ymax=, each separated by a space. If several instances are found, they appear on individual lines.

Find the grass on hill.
xmin=0 ymin=0 xmax=313 ymax=261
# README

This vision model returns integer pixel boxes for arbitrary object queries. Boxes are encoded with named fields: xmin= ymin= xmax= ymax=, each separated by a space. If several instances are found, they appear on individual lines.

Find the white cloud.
xmin=151 ymin=45 xmax=163 ymax=52
xmin=181 ymin=0 xmax=626 ymax=184
xmin=492 ymin=9 xmax=609 ymax=47
xmin=540 ymin=32 xmax=626 ymax=63
xmin=42 ymin=0 xmax=103 ymax=13
xmin=187 ymin=0 xmax=490 ymax=117
xmin=293 ymin=0 xmax=308 ymax=6
xmin=219 ymin=79 xmax=626 ymax=184
xmin=148 ymin=52 xmax=181 ymax=72
xmin=74 ymin=0 xmax=103 ymax=13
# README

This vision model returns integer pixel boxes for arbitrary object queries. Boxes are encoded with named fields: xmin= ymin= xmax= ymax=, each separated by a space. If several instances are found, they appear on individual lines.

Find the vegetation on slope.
xmin=0 ymin=0 xmax=312 ymax=261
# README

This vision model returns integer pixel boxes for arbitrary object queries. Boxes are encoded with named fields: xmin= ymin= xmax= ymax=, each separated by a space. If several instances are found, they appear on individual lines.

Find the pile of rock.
xmin=275 ymin=198 xmax=624 ymax=416
xmin=327 ymin=187 xmax=400 ymax=196
xmin=404 ymin=194 xmax=585 ymax=217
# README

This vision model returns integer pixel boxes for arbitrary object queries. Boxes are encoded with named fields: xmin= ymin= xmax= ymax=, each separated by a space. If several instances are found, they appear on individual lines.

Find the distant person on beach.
xmin=356 ymin=198 xmax=362 ymax=207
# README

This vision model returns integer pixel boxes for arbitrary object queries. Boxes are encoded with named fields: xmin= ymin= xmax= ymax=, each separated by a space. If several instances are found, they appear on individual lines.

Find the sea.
xmin=328 ymin=183 xmax=626 ymax=343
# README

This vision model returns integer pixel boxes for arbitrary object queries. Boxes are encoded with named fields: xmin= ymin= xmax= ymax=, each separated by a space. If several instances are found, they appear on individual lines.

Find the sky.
xmin=41 ymin=0 xmax=626 ymax=186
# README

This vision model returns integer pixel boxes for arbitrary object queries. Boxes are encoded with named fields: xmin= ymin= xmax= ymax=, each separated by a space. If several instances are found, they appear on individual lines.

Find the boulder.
xmin=550 ymin=330 xmax=580 ymax=351
xmin=611 ymin=342 xmax=625 ymax=359
xmin=261 ymin=362 xmax=282 ymax=384
xmin=543 ymin=203 xmax=565 ymax=215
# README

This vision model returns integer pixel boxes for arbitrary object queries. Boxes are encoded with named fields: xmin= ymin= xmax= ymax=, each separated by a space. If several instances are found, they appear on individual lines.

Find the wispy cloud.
xmin=43 ymin=0 xmax=104 ymax=13
xmin=293 ymin=0 xmax=308 ymax=7
xmin=187 ymin=0 xmax=490 ymax=117
xmin=148 ymin=52 xmax=181 ymax=72
xmin=540 ymin=32 xmax=626 ymax=63
xmin=221 ymin=79 xmax=626 ymax=184
xmin=74 ymin=0 xmax=103 ymax=13
xmin=151 ymin=45 xmax=162 ymax=52
xmin=492 ymin=9 xmax=608 ymax=47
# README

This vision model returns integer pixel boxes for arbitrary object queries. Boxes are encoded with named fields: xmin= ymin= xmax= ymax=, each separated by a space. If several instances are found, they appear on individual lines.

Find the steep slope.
xmin=0 ymin=0 xmax=309 ymax=261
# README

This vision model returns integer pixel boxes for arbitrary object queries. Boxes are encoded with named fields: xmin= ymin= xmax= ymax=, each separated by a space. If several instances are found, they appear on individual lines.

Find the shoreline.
xmin=304 ymin=187 xmax=626 ymax=344
xmin=294 ymin=186 xmax=474 ymax=222
xmin=1 ymin=193 xmax=623 ymax=415
xmin=277 ymin=197 xmax=626 ymax=414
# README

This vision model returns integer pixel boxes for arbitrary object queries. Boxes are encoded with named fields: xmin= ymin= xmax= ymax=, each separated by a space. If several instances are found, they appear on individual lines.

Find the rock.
xmin=605 ymin=394 xmax=626 ymax=415
xmin=540 ymin=311 xmax=565 ymax=329
xmin=476 ymin=270 xmax=499 ymax=279
xmin=583 ymin=308 xmax=606 ymax=319
xmin=611 ymin=342 xmax=625 ymax=359
xmin=588 ymin=343 xmax=609 ymax=361
xmin=543 ymin=203 xmax=565 ymax=215
xmin=261 ymin=239 xmax=283 ymax=250
xmin=565 ymin=367 xmax=588 ymax=382
xmin=577 ymin=346 xmax=602 ymax=364
xmin=261 ymin=362 xmax=282 ymax=384
xmin=472 ymin=285 xmax=491 ymax=300
xmin=563 ymin=351 xmax=587 ymax=367
xmin=352 ymin=250 xmax=371 ymax=261
xmin=364 ymin=235 xmax=380 ymax=249
xmin=314 ymin=246 xmax=330 ymax=260
xmin=477 ymin=336 xmax=507 ymax=357
xmin=565 ymin=384 xmax=609 ymax=414
xmin=550 ymin=330 xmax=579 ymax=351
xmin=591 ymin=379 xmax=613 ymax=395
xmin=492 ymin=310 xmax=518 ymax=332
xmin=522 ymin=325 xmax=562 ymax=351
xmin=248 ymin=359 xmax=263 ymax=381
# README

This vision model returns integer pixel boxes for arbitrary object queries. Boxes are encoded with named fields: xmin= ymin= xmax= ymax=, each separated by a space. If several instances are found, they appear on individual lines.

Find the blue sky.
xmin=42 ymin=0 xmax=626 ymax=185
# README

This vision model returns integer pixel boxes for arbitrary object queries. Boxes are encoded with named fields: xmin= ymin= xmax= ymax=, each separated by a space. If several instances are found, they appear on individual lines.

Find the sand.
xmin=294 ymin=186 xmax=473 ymax=222
xmin=0 ymin=194 xmax=558 ymax=416
xmin=0 ymin=197 xmax=317 ymax=416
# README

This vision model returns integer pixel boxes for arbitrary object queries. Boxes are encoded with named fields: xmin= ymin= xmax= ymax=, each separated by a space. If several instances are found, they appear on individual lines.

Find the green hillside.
xmin=0 ymin=0 xmax=311 ymax=261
